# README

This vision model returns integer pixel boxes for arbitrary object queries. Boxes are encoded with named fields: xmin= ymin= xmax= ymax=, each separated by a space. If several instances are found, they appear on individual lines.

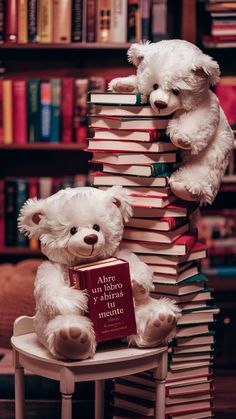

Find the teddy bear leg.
xmin=108 ymin=75 xmax=138 ymax=93
xmin=44 ymin=314 xmax=96 ymax=360
xmin=127 ymin=298 xmax=180 ymax=348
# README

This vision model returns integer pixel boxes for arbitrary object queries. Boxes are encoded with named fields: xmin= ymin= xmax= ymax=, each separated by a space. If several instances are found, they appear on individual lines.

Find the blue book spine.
xmin=28 ymin=0 xmax=37 ymax=42
xmin=40 ymin=82 xmax=51 ymax=142
xmin=50 ymin=79 xmax=61 ymax=142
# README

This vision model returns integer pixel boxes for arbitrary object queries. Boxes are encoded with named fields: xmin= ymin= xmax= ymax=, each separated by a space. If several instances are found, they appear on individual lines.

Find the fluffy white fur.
xmin=109 ymin=40 xmax=234 ymax=205
xmin=19 ymin=186 xmax=180 ymax=360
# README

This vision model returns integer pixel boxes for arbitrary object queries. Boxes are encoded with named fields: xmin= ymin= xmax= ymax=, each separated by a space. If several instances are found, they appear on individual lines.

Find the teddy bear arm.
xmin=168 ymin=91 xmax=220 ymax=154
xmin=34 ymin=261 xmax=88 ymax=318
xmin=108 ymin=75 xmax=138 ymax=93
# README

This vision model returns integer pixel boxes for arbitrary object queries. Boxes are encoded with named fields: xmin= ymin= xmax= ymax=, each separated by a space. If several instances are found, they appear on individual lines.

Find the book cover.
xmin=91 ymin=151 xmax=177 ymax=165
xmin=3 ymin=80 xmax=13 ymax=145
xmin=38 ymin=0 xmax=53 ymax=43
xmin=72 ymin=0 xmax=83 ymax=42
xmin=96 ymin=0 xmax=112 ymax=43
xmin=91 ymin=103 xmax=164 ymax=117
xmin=50 ymin=79 xmax=61 ymax=142
xmin=0 ymin=0 xmax=4 ymax=42
xmin=127 ymin=0 xmax=141 ymax=42
xmin=27 ymin=79 xmax=41 ymax=143
xmin=89 ymin=115 xmax=170 ymax=130
xmin=13 ymin=80 xmax=27 ymax=144
xmin=69 ymin=258 xmax=137 ymax=342
xmin=53 ymin=0 xmax=72 ymax=43
xmin=18 ymin=0 xmax=28 ymax=43
xmin=40 ymin=82 xmax=51 ymax=142
xmin=87 ymin=140 xmax=176 ymax=154
xmin=132 ymin=201 xmax=199 ymax=218
xmin=86 ymin=0 xmax=96 ymax=42
xmin=127 ymin=216 xmax=188 ymax=232
xmin=61 ymin=78 xmax=74 ymax=143
xmin=0 ymin=78 xmax=3 ymax=142
xmin=5 ymin=0 xmax=17 ymax=42
xmin=92 ymin=172 xmax=170 ymax=188
xmin=28 ymin=0 xmax=37 ymax=42
xmin=153 ymin=274 xmax=207 ymax=296
xmin=123 ymin=223 xmax=189 ymax=244
xmin=89 ymin=91 xmax=146 ymax=105
xmin=89 ymin=128 xmax=160 ymax=142
xmin=111 ymin=0 xmax=127 ymax=42
xmin=152 ymin=265 xmax=199 ymax=285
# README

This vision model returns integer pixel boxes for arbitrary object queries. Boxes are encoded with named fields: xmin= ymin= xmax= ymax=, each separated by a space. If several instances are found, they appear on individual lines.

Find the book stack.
xmin=202 ymin=1 xmax=236 ymax=48
xmin=88 ymin=91 xmax=218 ymax=419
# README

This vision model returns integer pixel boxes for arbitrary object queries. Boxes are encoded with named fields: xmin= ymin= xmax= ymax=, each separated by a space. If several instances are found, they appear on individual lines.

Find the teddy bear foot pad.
xmin=54 ymin=326 xmax=94 ymax=360
xmin=143 ymin=313 xmax=176 ymax=347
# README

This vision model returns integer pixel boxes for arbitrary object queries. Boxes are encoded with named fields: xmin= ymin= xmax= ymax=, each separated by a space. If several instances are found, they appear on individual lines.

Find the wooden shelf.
xmin=0 ymin=42 xmax=131 ymax=50
xmin=0 ymin=143 xmax=87 ymax=151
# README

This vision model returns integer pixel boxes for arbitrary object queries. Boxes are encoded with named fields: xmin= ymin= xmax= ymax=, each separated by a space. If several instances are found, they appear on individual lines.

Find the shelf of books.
xmin=86 ymin=91 xmax=218 ymax=419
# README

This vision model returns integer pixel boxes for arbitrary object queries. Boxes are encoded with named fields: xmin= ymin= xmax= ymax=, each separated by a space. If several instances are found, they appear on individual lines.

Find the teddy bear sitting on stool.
xmin=109 ymin=40 xmax=234 ymax=205
xmin=18 ymin=186 xmax=180 ymax=360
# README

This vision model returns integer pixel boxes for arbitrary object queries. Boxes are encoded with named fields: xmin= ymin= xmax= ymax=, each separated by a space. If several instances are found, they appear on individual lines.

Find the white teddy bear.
xmin=109 ymin=39 xmax=234 ymax=205
xmin=18 ymin=186 xmax=180 ymax=360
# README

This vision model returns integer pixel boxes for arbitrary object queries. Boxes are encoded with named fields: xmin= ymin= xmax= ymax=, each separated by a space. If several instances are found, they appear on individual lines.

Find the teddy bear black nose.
xmin=154 ymin=100 xmax=168 ymax=109
xmin=84 ymin=234 xmax=98 ymax=245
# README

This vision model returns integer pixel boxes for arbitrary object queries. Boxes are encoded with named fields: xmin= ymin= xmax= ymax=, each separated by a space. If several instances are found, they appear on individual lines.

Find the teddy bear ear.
xmin=18 ymin=198 xmax=48 ymax=238
xmin=127 ymin=41 xmax=150 ymax=67
xmin=193 ymin=53 xmax=220 ymax=86
xmin=105 ymin=186 xmax=133 ymax=223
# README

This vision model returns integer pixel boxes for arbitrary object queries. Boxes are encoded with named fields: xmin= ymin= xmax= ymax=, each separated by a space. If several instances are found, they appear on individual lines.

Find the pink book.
xmin=5 ymin=0 xmax=17 ymax=42
xmin=61 ymin=78 xmax=75 ymax=143
xmin=13 ymin=80 xmax=27 ymax=144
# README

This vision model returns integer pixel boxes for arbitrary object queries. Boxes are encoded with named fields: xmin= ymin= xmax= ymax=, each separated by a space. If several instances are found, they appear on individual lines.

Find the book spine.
xmin=38 ymin=0 xmax=53 ymax=43
xmin=13 ymin=80 xmax=28 ymax=144
xmin=86 ymin=0 xmax=96 ymax=42
xmin=53 ymin=0 xmax=72 ymax=43
xmin=40 ymin=82 xmax=51 ymax=142
xmin=15 ymin=179 xmax=28 ymax=247
xmin=0 ymin=78 xmax=3 ymax=143
xmin=61 ymin=78 xmax=74 ymax=143
xmin=27 ymin=79 xmax=41 ymax=142
xmin=111 ymin=0 xmax=127 ymax=43
xmin=96 ymin=0 xmax=112 ymax=43
xmin=5 ymin=0 xmax=17 ymax=42
xmin=0 ymin=179 xmax=4 ymax=247
xmin=28 ymin=177 xmax=39 ymax=249
xmin=127 ymin=0 xmax=141 ymax=42
xmin=141 ymin=0 xmax=151 ymax=41
xmin=28 ymin=0 xmax=37 ymax=42
xmin=0 ymin=0 xmax=5 ymax=42
xmin=50 ymin=78 xmax=61 ymax=142
xmin=18 ymin=0 xmax=28 ymax=43
xmin=4 ymin=179 xmax=17 ymax=246
xmin=3 ymin=80 xmax=13 ymax=144
xmin=151 ymin=163 xmax=173 ymax=177
xmin=74 ymin=78 xmax=88 ymax=143
xmin=151 ymin=0 xmax=168 ymax=42
xmin=71 ymin=0 xmax=82 ymax=42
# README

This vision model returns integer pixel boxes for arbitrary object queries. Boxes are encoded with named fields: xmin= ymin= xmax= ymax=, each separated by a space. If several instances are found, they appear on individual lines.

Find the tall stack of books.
xmin=202 ymin=1 xmax=236 ymax=48
xmin=87 ymin=91 xmax=218 ymax=419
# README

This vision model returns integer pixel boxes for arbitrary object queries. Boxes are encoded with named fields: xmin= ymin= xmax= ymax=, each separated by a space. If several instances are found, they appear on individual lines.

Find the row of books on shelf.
xmin=202 ymin=1 xmax=236 ymax=48
xmin=86 ymin=91 xmax=217 ymax=418
xmin=0 ymin=76 xmax=108 ymax=145
xmin=0 ymin=0 xmax=169 ymax=45
xmin=0 ymin=174 xmax=90 ymax=248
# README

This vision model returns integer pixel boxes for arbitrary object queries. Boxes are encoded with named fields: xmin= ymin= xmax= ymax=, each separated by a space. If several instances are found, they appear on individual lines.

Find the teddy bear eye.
xmin=70 ymin=227 xmax=78 ymax=235
xmin=93 ymin=224 xmax=100 ymax=232
xmin=153 ymin=84 xmax=159 ymax=90
xmin=172 ymin=89 xmax=180 ymax=96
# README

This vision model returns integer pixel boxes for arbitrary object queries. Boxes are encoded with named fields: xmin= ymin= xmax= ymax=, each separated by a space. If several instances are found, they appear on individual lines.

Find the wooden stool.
xmin=11 ymin=316 xmax=168 ymax=419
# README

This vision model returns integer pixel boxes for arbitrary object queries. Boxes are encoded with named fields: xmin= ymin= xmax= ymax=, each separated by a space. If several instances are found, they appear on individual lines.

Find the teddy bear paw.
xmin=108 ymin=78 xmax=136 ymax=93
xmin=169 ymin=181 xmax=201 ymax=202
xmin=132 ymin=280 xmax=148 ymax=302
xmin=144 ymin=313 xmax=176 ymax=346
xmin=169 ymin=130 xmax=192 ymax=150
xmin=54 ymin=326 xmax=94 ymax=360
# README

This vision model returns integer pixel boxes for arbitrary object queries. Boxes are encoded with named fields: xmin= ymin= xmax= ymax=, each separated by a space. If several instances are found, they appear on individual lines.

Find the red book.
xmin=13 ymin=80 xmax=27 ymax=144
xmin=0 ymin=78 xmax=3 ymax=143
xmin=215 ymin=78 xmax=236 ymax=126
xmin=69 ymin=257 xmax=137 ymax=342
xmin=61 ymin=78 xmax=75 ymax=143
xmin=5 ymin=0 xmax=17 ymax=42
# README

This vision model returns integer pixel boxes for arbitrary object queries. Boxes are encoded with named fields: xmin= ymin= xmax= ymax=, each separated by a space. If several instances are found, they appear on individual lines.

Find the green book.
xmin=27 ymin=80 xmax=41 ymax=143
xmin=88 ymin=91 xmax=146 ymax=105
xmin=50 ymin=79 xmax=61 ymax=142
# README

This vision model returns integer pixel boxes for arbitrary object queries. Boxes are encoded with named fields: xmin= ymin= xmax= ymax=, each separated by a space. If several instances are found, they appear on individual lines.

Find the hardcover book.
xmin=100 ymin=162 xmax=174 ymax=177
xmin=87 ymin=139 xmax=176 ymax=153
xmin=91 ymin=151 xmax=177 ymax=165
xmin=68 ymin=258 xmax=137 ymax=342
xmin=89 ymin=115 xmax=170 ymax=130
xmin=92 ymin=172 xmax=170 ymax=188
xmin=89 ymin=128 xmax=161 ymax=142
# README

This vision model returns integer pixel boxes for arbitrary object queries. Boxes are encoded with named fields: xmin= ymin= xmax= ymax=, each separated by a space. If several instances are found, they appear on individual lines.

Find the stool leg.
xmin=15 ymin=365 xmax=25 ymax=419
xmin=95 ymin=380 xmax=105 ymax=419
xmin=155 ymin=379 xmax=166 ymax=419
xmin=61 ymin=393 xmax=72 ymax=419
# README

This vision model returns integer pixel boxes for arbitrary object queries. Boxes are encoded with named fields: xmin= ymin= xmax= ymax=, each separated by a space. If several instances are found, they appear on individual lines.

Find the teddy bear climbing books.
xmin=68 ymin=257 xmax=137 ymax=342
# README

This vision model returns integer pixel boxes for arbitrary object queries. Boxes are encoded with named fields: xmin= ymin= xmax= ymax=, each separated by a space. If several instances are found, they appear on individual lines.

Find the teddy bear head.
xmin=18 ymin=186 xmax=132 ymax=266
xmin=128 ymin=39 xmax=220 ymax=117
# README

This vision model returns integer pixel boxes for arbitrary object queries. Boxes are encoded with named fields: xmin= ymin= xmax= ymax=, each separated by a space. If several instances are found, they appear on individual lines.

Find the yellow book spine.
xmin=38 ymin=0 xmax=53 ymax=43
xmin=3 ymin=80 xmax=13 ymax=145
xmin=18 ymin=0 xmax=28 ymax=43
